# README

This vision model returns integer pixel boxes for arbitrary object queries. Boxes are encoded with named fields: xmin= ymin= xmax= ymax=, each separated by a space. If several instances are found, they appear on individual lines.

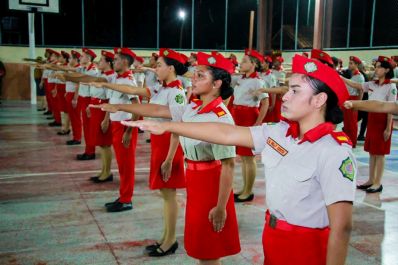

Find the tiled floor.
xmin=0 ymin=101 xmax=397 ymax=265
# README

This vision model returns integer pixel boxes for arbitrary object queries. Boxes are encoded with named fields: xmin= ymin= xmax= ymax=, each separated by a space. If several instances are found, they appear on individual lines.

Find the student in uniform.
xmin=261 ymin=56 xmax=277 ymax=122
xmin=231 ymin=49 xmax=269 ymax=203
xmin=342 ymin=56 xmax=365 ymax=148
xmin=391 ymin=56 xmax=398 ymax=78
xmin=94 ymin=51 xmax=241 ymax=264
xmin=46 ymin=50 xmax=62 ymax=127
xmin=311 ymin=49 xmax=334 ymax=68
xmin=54 ymin=51 xmax=71 ymax=135
xmin=133 ymin=56 xmax=146 ymax=88
xmin=90 ymin=48 xmax=186 ymax=256
xmin=40 ymin=49 xmax=56 ymax=116
xmin=342 ymin=56 xmax=397 ymax=193
xmin=122 ymin=54 xmax=356 ymax=265
xmin=270 ymin=56 xmax=286 ymax=122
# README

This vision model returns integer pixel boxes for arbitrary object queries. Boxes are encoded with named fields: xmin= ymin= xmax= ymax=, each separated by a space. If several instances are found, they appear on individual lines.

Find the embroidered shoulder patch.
xmin=392 ymin=87 xmax=397 ymax=95
xmin=266 ymin=137 xmax=288 ymax=156
xmin=175 ymin=94 xmax=184 ymax=104
xmin=339 ymin=157 xmax=355 ymax=181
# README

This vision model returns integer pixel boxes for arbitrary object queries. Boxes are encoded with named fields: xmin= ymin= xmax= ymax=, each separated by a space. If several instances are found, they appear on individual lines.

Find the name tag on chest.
xmin=267 ymin=137 xmax=288 ymax=156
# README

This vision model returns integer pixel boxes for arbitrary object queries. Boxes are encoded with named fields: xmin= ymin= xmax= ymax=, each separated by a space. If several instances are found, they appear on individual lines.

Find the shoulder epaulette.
xmin=213 ymin=106 xmax=227 ymax=117
xmin=330 ymin=131 xmax=352 ymax=146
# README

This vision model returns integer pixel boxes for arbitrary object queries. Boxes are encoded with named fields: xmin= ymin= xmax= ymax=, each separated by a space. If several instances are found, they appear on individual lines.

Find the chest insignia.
xmin=266 ymin=137 xmax=288 ymax=156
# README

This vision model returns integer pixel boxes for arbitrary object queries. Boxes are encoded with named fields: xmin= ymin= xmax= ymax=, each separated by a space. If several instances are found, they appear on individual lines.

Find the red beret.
xmin=101 ymin=50 xmax=114 ymax=60
xmin=311 ymin=49 xmax=333 ymax=67
xmin=302 ymin=52 xmax=309 ymax=58
xmin=46 ymin=49 xmax=60 ymax=56
xmin=152 ymin=52 xmax=159 ymax=59
xmin=82 ymin=48 xmax=97 ymax=59
xmin=197 ymin=52 xmax=235 ymax=74
xmin=264 ymin=56 xmax=273 ymax=63
xmin=159 ymin=48 xmax=185 ymax=64
xmin=61 ymin=50 xmax=70 ymax=58
xmin=190 ymin=52 xmax=197 ymax=59
xmin=135 ymin=56 xmax=144 ymax=63
xmin=71 ymin=50 xmax=81 ymax=59
xmin=113 ymin=47 xmax=136 ymax=59
xmin=179 ymin=53 xmax=189 ymax=64
xmin=378 ymin=56 xmax=393 ymax=66
xmin=349 ymin=56 xmax=362 ymax=64
xmin=245 ymin=49 xmax=265 ymax=63
xmin=391 ymin=56 xmax=398 ymax=62
xmin=292 ymin=55 xmax=348 ymax=107
xmin=275 ymin=56 xmax=284 ymax=63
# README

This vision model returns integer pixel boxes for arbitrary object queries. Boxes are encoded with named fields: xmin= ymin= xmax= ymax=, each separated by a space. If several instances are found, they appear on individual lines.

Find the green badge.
xmin=392 ymin=88 xmax=397 ymax=95
xmin=175 ymin=94 xmax=184 ymax=104
xmin=339 ymin=157 xmax=355 ymax=182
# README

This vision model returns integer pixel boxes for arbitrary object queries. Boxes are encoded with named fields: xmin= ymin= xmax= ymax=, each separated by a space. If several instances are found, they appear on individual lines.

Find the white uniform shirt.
xmin=144 ymin=69 xmax=159 ymax=89
xmin=348 ymin=70 xmax=365 ymax=96
xmin=89 ymin=70 xmax=117 ymax=99
xmin=250 ymin=121 xmax=357 ymax=228
xmin=261 ymin=70 xmax=277 ymax=88
xmin=108 ymin=70 xmax=138 ymax=121
xmin=170 ymin=97 xmax=236 ymax=161
xmin=232 ymin=73 xmax=268 ymax=107
xmin=362 ymin=80 xmax=397 ymax=101
xmin=133 ymin=72 xmax=146 ymax=87
xmin=394 ymin=67 xmax=398 ymax=78
xmin=65 ymin=65 xmax=82 ymax=93
xmin=177 ymin=75 xmax=192 ymax=94
xmin=78 ymin=63 xmax=100 ymax=97
xmin=46 ymin=69 xmax=56 ymax=84
xmin=42 ymin=69 xmax=50 ymax=79
xmin=147 ymin=80 xmax=186 ymax=122
xmin=272 ymin=69 xmax=287 ymax=86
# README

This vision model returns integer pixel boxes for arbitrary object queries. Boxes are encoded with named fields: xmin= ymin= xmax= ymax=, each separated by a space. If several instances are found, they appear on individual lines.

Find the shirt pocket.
xmin=287 ymin=164 xmax=315 ymax=200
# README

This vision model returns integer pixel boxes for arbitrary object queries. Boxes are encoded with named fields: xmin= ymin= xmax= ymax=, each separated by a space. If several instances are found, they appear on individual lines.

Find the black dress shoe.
xmin=37 ymin=108 xmax=46 ymax=111
xmin=92 ymin=174 xmax=113 ymax=183
xmin=66 ymin=140 xmax=81 ymax=145
xmin=357 ymin=135 xmax=365 ymax=141
xmin=366 ymin=185 xmax=383 ymax=193
xmin=357 ymin=183 xmax=373 ymax=190
xmin=76 ymin=153 xmax=96 ymax=160
xmin=234 ymin=193 xmax=254 ymax=203
xmin=48 ymin=121 xmax=62 ymax=127
xmin=104 ymin=198 xmax=120 ymax=207
xmin=57 ymin=130 xmax=71 ymax=136
xmin=233 ymin=193 xmax=242 ymax=199
xmin=145 ymin=242 xmax=161 ymax=252
xmin=106 ymin=201 xmax=133 ymax=212
xmin=148 ymin=242 xmax=178 ymax=257
xmin=43 ymin=111 xmax=52 ymax=115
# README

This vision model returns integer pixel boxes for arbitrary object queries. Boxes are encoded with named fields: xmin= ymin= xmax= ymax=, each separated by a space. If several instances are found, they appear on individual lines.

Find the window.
xmin=322 ymin=0 xmax=349 ymax=48
xmin=0 ymin=1 xmax=29 ymax=45
xmin=349 ymin=0 xmax=372 ymax=47
xmin=373 ymin=0 xmax=398 ymax=47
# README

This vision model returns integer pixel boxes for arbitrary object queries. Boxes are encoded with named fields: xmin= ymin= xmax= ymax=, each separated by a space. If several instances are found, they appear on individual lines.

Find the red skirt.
xmin=343 ymin=95 xmax=359 ymax=147
xmin=88 ymin=98 xmax=112 ymax=146
xmin=364 ymin=112 xmax=393 ymax=155
xmin=149 ymin=132 xmax=186 ymax=190
xmin=231 ymin=105 xmax=258 ymax=156
xmin=262 ymin=95 xmax=274 ymax=123
xmin=184 ymin=160 xmax=241 ymax=259
xmin=55 ymin=83 xmax=67 ymax=112
xmin=262 ymin=211 xmax=329 ymax=265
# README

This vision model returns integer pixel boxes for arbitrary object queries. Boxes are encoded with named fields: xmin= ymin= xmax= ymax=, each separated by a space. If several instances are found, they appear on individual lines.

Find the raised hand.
xmin=89 ymin=103 xmax=119 ymax=113
xmin=121 ymin=120 xmax=166 ymax=135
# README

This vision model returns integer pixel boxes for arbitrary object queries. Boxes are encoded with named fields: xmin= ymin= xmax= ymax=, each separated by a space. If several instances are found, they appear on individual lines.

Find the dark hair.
xmin=105 ymin=57 xmax=114 ymax=69
xmin=304 ymin=75 xmax=343 ymax=124
xmin=71 ymin=54 xmax=80 ymax=61
xmin=120 ymin=54 xmax=134 ymax=67
xmin=379 ymin=61 xmax=394 ymax=79
xmin=331 ymin=57 xmax=339 ymax=68
xmin=163 ymin=57 xmax=188 ymax=76
xmin=249 ymin=56 xmax=263 ymax=72
xmin=208 ymin=66 xmax=234 ymax=100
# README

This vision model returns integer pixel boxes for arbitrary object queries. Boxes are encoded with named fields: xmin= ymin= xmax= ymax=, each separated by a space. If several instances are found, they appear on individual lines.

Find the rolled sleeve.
xmin=249 ymin=125 xmax=268 ymax=154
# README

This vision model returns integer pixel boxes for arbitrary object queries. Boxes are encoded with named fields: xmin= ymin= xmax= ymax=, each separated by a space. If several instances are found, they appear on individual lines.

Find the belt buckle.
xmin=269 ymin=214 xmax=277 ymax=228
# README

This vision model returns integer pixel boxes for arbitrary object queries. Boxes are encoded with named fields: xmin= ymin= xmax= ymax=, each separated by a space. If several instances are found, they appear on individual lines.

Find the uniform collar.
xmin=264 ymin=69 xmax=272 ymax=75
xmin=162 ymin=79 xmax=182 ymax=88
xmin=283 ymin=117 xmax=335 ymax=144
xmin=352 ymin=69 xmax=360 ymax=76
xmin=117 ymin=70 xmax=132 ymax=78
xmin=374 ymin=79 xmax=391 ymax=85
xmin=86 ymin=63 xmax=96 ymax=71
xmin=75 ymin=64 xmax=80 ymax=68
xmin=242 ymin=71 xmax=259 ymax=79
xmin=274 ymin=66 xmax=283 ymax=71
xmin=103 ymin=69 xmax=115 ymax=76
xmin=192 ymin=97 xmax=223 ymax=114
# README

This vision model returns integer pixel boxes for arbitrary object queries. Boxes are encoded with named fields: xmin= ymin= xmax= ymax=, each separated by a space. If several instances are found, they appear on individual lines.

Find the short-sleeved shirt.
xmin=133 ymin=72 xmax=145 ymax=87
xmin=89 ymin=70 xmax=117 ymax=99
xmin=144 ymin=69 xmax=159 ymax=89
xmin=272 ymin=69 xmax=287 ymax=86
xmin=177 ymin=75 xmax=192 ymax=93
xmin=362 ymin=80 xmax=397 ymax=102
xmin=42 ymin=69 xmax=50 ymax=79
xmin=146 ymin=79 xmax=186 ymax=122
xmin=65 ymin=64 xmax=82 ymax=93
xmin=250 ymin=121 xmax=357 ymax=228
xmin=348 ymin=70 xmax=365 ymax=96
xmin=108 ymin=70 xmax=138 ymax=121
xmin=78 ymin=63 xmax=100 ymax=97
xmin=232 ymin=72 xmax=268 ymax=107
xmin=170 ymin=97 xmax=236 ymax=161
xmin=46 ymin=69 xmax=56 ymax=84
xmin=261 ymin=70 xmax=277 ymax=88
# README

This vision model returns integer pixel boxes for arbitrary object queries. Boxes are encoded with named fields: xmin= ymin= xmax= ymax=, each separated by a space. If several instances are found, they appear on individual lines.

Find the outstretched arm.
xmin=344 ymin=100 xmax=398 ymax=115
xmin=62 ymin=72 xmax=107 ymax=83
xmin=341 ymin=77 xmax=363 ymax=91
xmin=121 ymin=120 xmax=254 ymax=149
xmin=89 ymin=82 xmax=150 ymax=98
xmin=90 ymin=103 xmax=172 ymax=119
